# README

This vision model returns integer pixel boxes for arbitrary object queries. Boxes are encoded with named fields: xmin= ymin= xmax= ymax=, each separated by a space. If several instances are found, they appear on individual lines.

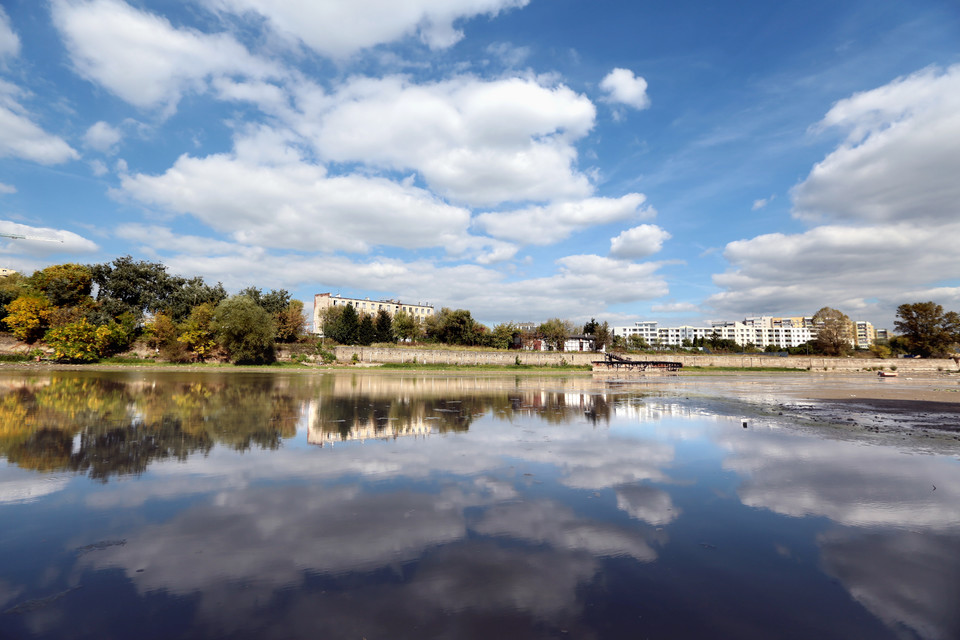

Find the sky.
xmin=0 ymin=0 xmax=958 ymax=330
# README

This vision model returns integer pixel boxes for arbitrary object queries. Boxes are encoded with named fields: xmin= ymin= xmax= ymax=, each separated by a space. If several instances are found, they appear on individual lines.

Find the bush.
xmin=212 ymin=296 xmax=276 ymax=364
xmin=45 ymin=318 xmax=102 ymax=362
xmin=4 ymin=295 xmax=53 ymax=342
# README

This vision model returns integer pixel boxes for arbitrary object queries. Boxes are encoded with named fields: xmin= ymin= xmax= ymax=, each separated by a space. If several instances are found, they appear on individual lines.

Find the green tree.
xmin=358 ymin=314 xmax=376 ymax=346
xmin=163 ymin=277 xmax=227 ymax=323
xmin=812 ymin=307 xmax=853 ymax=356
xmin=88 ymin=256 xmax=178 ymax=320
xmin=627 ymin=334 xmax=649 ymax=350
xmin=894 ymin=301 xmax=960 ymax=357
xmin=328 ymin=303 xmax=359 ymax=345
xmin=212 ymin=295 xmax=276 ymax=364
xmin=489 ymin=323 xmax=518 ymax=350
xmin=592 ymin=321 xmax=611 ymax=352
xmin=28 ymin=263 xmax=93 ymax=307
xmin=392 ymin=310 xmax=419 ymax=342
xmin=436 ymin=309 xmax=479 ymax=346
xmin=239 ymin=287 xmax=291 ymax=315
xmin=538 ymin=318 xmax=572 ymax=351
xmin=374 ymin=309 xmax=394 ymax=343
xmin=4 ymin=294 xmax=53 ymax=342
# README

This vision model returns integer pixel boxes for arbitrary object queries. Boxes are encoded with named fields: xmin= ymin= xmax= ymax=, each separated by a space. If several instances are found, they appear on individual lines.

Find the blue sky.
xmin=0 ymin=0 xmax=958 ymax=329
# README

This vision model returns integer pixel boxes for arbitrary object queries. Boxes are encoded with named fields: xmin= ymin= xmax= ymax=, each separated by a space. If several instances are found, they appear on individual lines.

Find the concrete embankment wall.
xmin=328 ymin=346 xmax=960 ymax=373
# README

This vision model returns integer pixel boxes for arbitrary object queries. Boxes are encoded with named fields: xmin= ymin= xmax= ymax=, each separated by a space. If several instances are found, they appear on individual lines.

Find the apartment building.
xmin=313 ymin=293 xmax=434 ymax=335
xmin=613 ymin=316 xmax=817 ymax=349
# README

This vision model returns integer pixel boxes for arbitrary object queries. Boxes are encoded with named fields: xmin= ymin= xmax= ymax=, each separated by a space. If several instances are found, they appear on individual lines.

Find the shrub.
xmin=212 ymin=295 xmax=276 ymax=364
xmin=4 ymin=295 xmax=53 ymax=342
xmin=45 ymin=318 xmax=102 ymax=362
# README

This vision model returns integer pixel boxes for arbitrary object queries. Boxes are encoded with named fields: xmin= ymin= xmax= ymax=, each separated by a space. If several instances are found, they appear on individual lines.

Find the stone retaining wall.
xmin=328 ymin=346 xmax=960 ymax=373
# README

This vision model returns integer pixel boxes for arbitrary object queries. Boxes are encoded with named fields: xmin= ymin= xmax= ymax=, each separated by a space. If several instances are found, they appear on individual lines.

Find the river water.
xmin=0 ymin=370 xmax=957 ymax=639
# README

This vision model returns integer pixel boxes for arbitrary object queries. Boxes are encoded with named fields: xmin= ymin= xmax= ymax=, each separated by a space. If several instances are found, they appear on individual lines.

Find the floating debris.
xmin=76 ymin=539 xmax=126 ymax=556
xmin=4 ymin=586 xmax=82 ymax=615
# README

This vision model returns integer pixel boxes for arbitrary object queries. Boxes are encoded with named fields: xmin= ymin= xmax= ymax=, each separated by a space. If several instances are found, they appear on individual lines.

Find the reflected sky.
xmin=0 ymin=370 xmax=958 ymax=639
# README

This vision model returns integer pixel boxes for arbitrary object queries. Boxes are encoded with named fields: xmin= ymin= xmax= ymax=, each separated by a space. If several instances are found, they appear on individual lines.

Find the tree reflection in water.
xmin=0 ymin=372 xmax=616 ymax=477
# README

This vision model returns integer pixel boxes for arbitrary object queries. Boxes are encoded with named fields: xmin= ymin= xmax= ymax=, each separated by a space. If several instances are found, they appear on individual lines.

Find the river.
xmin=0 ymin=369 xmax=957 ymax=639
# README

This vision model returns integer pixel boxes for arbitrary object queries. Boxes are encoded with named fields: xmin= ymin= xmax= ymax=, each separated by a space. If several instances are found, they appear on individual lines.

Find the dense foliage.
xmin=894 ymin=301 xmax=960 ymax=357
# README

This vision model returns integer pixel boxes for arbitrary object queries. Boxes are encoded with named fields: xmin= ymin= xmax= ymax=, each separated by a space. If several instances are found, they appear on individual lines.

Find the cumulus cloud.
xmin=117 ymin=131 xmax=473 ymax=254
xmin=0 ymin=7 xmax=20 ymax=61
xmin=609 ymin=224 xmax=670 ymax=259
xmin=0 ymin=220 xmax=99 ymax=270
xmin=52 ymin=0 xmax=281 ymax=112
xmin=0 ymin=83 xmax=79 ymax=164
xmin=301 ymin=74 xmax=597 ymax=206
xmin=201 ymin=0 xmax=530 ymax=57
xmin=599 ymin=68 xmax=650 ymax=110
xmin=476 ymin=194 xmax=651 ymax=245
xmin=708 ymin=66 xmax=960 ymax=321
xmin=83 ymin=120 xmax=122 ymax=153
xmin=793 ymin=65 xmax=960 ymax=225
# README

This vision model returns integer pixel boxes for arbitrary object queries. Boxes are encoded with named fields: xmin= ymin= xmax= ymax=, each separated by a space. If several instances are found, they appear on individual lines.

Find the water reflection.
xmin=0 ymin=371 xmax=957 ymax=640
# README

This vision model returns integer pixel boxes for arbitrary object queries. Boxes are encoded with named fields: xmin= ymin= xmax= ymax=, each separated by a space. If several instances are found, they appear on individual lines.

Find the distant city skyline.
xmin=1 ymin=1 xmax=958 ymax=329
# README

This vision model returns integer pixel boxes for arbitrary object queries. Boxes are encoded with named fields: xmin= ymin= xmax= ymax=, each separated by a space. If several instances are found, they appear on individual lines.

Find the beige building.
xmin=0 ymin=268 xmax=17 ymax=278
xmin=854 ymin=320 xmax=877 ymax=348
xmin=313 ymin=293 xmax=434 ymax=335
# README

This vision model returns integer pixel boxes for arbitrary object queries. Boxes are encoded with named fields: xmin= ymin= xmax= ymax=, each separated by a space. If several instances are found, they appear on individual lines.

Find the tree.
xmin=489 ymin=323 xmax=518 ymax=350
xmin=274 ymin=300 xmax=305 ymax=343
xmin=436 ymin=309 xmax=479 ymax=346
xmin=28 ymin=263 xmax=92 ymax=307
xmin=392 ymin=310 xmax=419 ymax=342
xmin=239 ymin=287 xmax=291 ymax=315
xmin=327 ymin=303 xmax=359 ymax=345
xmin=593 ymin=321 xmax=611 ymax=352
xmin=538 ymin=318 xmax=572 ymax=351
xmin=894 ymin=301 xmax=960 ymax=357
xmin=88 ymin=256 xmax=178 ymax=320
xmin=0 ymin=273 xmax=28 ymax=324
xmin=812 ymin=307 xmax=853 ymax=356
xmin=212 ymin=295 xmax=276 ymax=364
xmin=627 ymin=334 xmax=649 ymax=351
xmin=357 ymin=314 xmax=376 ymax=346
xmin=374 ymin=309 xmax=394 ymax=343
xmin=163 ymin=277 xmax=227 ymax=323
xmin=582 ymin=318 xmax=599 ymax=335
xmin=4 ymin=294 xmax=53 ymax=342
xmin=178 ymin=302 xmax=217 ymax=361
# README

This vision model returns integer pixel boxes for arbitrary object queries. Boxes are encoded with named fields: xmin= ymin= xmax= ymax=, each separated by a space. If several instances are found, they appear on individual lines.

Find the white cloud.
xmin=83 ymin=120 xmax=122 ymax=153
xmin=52 ymin=0 xmax=281 ymax=112
xmin=0 ymin=92 xmax=79 ymax=164
xmin=599 ymin=68 xmax=650 ymax=110
xmin=708 ymin=66 xmax=960 ymax=322
xmin=0 ymin=7 xmax=20 ymax=62
xmin=0 ymin=182 xmax=15 ymax=194
xmin=793 ymin=65 xmax=960 ymax=224
xmin=202 ymin=0 xmax=530 ymax=58
xmin=751 ymin=195 xmax=774 ymax=211
xmin=609 ymin=224 xmax=671 ymax=259
xmin=476 ymin=194 xmax=651 ymax=245
xmin=707 ymin=222 xmax=960 ymax=317
xmin=119 ymin=149 xmax=473 ymax=254
xmin=300 ymin=74 xmax=597 ymax=206
xmin=650 ymin=302 xmax=699 ymax=314
xmin=0 ymin=220 xmax=99 ymax=266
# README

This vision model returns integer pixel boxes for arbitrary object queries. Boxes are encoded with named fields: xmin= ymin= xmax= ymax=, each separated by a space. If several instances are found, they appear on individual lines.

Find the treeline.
xmin=0 ymin=257 xmax=304 ymax=363
xmin=321 ymin=306 xmax=614 ymax=352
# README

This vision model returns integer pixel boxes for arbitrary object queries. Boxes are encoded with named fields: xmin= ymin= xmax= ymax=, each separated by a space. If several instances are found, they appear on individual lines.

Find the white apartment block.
xmin=313 ymin=293 xmax=434 ymax=335
xmin=613 ymin=316 xmax=818 ymax=349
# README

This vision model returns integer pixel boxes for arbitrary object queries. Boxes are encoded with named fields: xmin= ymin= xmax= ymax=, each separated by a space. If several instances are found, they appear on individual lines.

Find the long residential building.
xmin=613 ymin=315 xmax=888 ymax=349
xmin=614 ymin=316 xmax=819 ymax=349
xmin=313 ymin=293 xmax=434 ymax=335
